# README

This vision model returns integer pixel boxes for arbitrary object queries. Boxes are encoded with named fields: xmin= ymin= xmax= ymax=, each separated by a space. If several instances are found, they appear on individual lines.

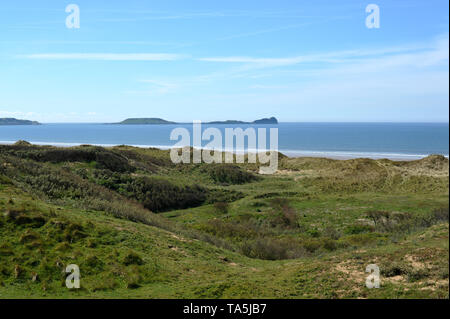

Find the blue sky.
xmin=0 ymin=0 xmax=448 ymax=123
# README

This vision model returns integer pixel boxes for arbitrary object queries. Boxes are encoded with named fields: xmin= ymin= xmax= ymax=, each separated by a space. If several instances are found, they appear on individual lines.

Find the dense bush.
xmin=92 ymin=169 xmax=133 ymax=191
xmin=432 ymin=207 xmax=449 ymax=222
xmin=0 ymin=145 xmax=134 ymax=172
xmin=241 ymin=238 xmax=289 ymax=260
xmin=364 ymin=208 xmax=449 ymax=234
xmin=345 ymin=224 xmax=374 ymax=235
xmin=205 ymin=188 xmax=244 ymax=203
xmin=196 ymin=218 xmax=263 ymax=240
xmin=240 ymin=237 xmax=311 ymax=260
xmin=268 ymin=198 xmax=299 ymax=229
xmin=322 ymin=226 xmax=342 ymax=240
xmin=124 ymin=177 xmax=207 ymax=212
xmin=123 ymin=251 xmax=144 ymax=266
xmin=213 ymin=202 xmax=229 ymax=214
xmin=208 ymin=164 xmax=257 ymax=184
xmin=380 ymin=262 xmax=430 ymax=282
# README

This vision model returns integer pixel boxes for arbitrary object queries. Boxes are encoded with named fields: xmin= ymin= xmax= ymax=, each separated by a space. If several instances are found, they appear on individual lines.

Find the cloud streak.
xmin=20 ymin=53 xmax=186 ymax=61
xmin=197 ymin=35 xmax=449 ymax=77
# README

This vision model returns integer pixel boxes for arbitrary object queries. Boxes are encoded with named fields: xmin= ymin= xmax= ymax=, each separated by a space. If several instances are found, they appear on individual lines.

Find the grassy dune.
xmin=0 ymin=143 xmax=448 ymax=298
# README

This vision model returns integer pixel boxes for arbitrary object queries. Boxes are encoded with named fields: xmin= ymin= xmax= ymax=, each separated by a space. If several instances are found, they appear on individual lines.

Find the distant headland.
xmin=0 ymin=118 xmax=40 ymax=125
xmin=208 ymin=117 xmax=278 ymax=124
xmin=116 ymin=117 xmax=278 ymax=125
xmin=117 ymin=118 xmax=176 ymax=125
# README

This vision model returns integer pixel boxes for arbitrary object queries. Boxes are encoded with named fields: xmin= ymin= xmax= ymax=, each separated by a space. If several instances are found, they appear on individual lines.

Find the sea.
xmin=0 ymin=122 xmax=448 ymax=160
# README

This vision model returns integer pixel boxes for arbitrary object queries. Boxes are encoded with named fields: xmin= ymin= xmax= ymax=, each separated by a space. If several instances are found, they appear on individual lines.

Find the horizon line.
xmin=27 ymin=121 xmax=450 ymax=124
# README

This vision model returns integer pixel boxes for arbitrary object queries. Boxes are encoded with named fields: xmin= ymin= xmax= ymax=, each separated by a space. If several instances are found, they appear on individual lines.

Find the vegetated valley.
xmin=0 ymin=141 xmax=448 ymax=298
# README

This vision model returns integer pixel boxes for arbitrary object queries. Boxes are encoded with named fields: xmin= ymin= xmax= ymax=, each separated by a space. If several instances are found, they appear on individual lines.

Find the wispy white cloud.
xmin=199 ymin=43 xmax=444 ymax=66
xmin=20 ymin=53 xmax=186 ymax=61
xmin=93 ymin=10 xmax=325 ymax=23
xmin=2 ymin=40 xmax=194 ymax=47
xmin=197 ymin=34 xmax=449 ymax=80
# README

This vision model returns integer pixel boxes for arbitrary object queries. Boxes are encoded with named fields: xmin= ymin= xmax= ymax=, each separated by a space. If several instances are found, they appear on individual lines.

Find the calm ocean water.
xmin=0 ymin=123 xmax=448 ymax=160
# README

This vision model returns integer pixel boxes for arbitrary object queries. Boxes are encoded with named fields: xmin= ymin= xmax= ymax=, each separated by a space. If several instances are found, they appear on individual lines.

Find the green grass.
xmin=0 ymin=144 xmax=448 ymax=298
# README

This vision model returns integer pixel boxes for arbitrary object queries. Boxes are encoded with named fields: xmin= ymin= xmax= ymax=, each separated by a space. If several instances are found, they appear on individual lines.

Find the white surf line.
xmin=0 ymin=140 xmax=448 ymax=160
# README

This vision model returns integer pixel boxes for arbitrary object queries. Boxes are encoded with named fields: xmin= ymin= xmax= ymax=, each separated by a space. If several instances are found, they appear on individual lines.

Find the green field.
xmin=0 ymin=142 xmax=448 ymax=298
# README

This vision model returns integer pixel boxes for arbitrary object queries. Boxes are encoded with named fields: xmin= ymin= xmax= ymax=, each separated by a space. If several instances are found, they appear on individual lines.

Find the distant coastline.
xmin=0 ymin=140 xmax=447 ymax=161
xmin=114 ymin=117 xmax=278 ymax=125
xmin=116 ymin=118 xmax=176 ymax=125
xmin=1 ymin=122 xmax=447 ymax=161
xmin=0 ymin=118 xmax=40 ymax=126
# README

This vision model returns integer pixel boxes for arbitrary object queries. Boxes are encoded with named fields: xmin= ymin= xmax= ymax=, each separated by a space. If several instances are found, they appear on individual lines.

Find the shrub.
xmin=125 ymin=265 xmax=142 ymax=289
xmin=407 ymin=268 xmax=430 ymax=282
xmin=307 ymin=229 xmax=321 ymax=238
xmin=321 ymin=237 xmax=338 ymax=251
xmin=302 ymin=239 xmax=321 ymax=253
xmin=0 ymin=244 xmax=13 ymax=256
xmin=5 ymin=211 xmax=47 ymax=228
xmin=85 ymin=255 xmax=104 ymax=271
xmin=341 ymin=233 xmax=387 ymax=247
xmin=381 ymin=262 xmax=409 ymax=277
xmin=3 ymin=145 xmax=135 ymax=172
xmin=63 ymin=222 xmax=86 ymax=243
xmin=123 ymin=251 xmax=144 ymax=266
xmin=208 ymin=164 xmax=257 ymax=184
xmin=432 ymin=207 xmax=449 ymax=222
xmin=366 ymin=211 xmax=390 ymax=227
xmin=198 ymin=218 xmax=261 ymax=240
xmin=124 ymin=177 xmax=207 ymax=212
xmin=268 ymin=198 xmax=290 ymax=208
xmin=268 ymin=198 xmax=299 ymax=229
xmin=19 ymin=230 xmax=40 ymax=243
xmin=323 ymin=226 xmax=342 ymax=240
xmin=205 ymin=188 xmax=244 ymax=204
xmin=0 ymin=175 xmax=12 ymax=185
xmin=364 ymin=208 xmax=448 ymax=234
xmin=241 ymin=238 xmax=288 ymax=260
xmin=213 ymin=202 xmax=229 ymax=214
xmin=345 ymin=224 xmax=374 ymax=235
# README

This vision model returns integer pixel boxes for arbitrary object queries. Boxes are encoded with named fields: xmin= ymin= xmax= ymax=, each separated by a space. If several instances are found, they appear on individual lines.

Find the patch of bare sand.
xmin=335 ymin=261 xmax=366 ymax=284
xmin=404 ymin=254 xmax=427 ymax=270
xmin=170 ymin=233 xmax=191 ymax=242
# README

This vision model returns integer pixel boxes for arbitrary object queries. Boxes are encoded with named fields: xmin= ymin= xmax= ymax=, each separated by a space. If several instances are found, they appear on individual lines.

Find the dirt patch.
xmin=405 ymin=255 xmax=427 ymax=270
xmin=335 ymin=261 xmax=366 ymax=284
xmin=170 ymin=233 xmax=191 ymax=242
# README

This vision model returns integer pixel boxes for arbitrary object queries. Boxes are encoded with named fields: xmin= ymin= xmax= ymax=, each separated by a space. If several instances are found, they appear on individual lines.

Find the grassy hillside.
xmin=0 ymin=143 xmax=448 ymax=298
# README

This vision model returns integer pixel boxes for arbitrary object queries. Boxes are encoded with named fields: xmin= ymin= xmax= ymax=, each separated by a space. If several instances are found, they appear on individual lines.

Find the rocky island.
xmin=208 ymin=117 xmax=278 ymax=124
